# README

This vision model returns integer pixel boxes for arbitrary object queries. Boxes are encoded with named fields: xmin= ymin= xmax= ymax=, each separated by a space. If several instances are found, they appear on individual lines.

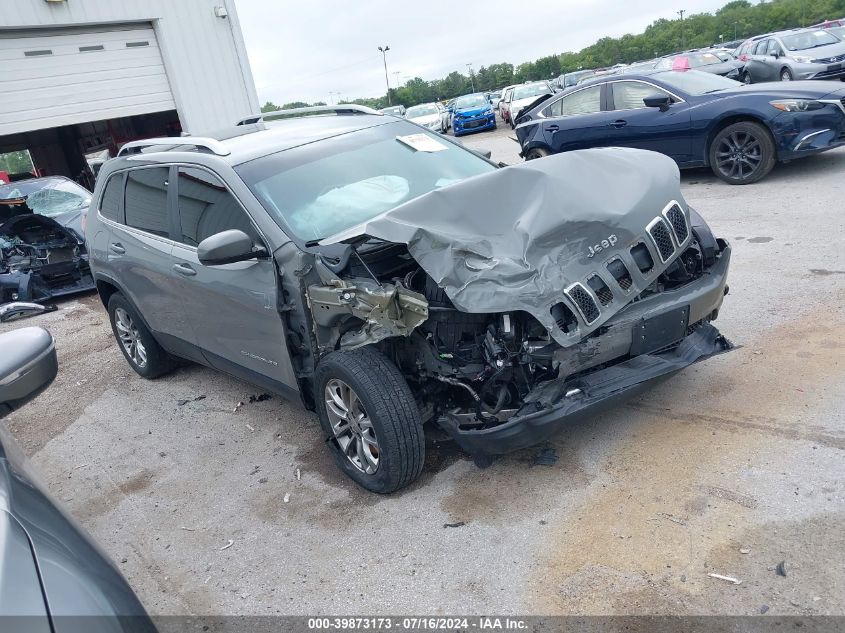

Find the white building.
xmin=0 ymin=0 xmax=259 ymax=183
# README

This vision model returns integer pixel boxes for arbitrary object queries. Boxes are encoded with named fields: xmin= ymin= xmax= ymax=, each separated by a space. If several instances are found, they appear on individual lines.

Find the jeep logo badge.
xmin=587 ymin=234 xmax=618 ymax=258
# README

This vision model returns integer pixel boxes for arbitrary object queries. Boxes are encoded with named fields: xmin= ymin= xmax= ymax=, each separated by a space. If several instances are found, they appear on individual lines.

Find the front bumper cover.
xmin=440 ymin=322 xmax=733 ymax=456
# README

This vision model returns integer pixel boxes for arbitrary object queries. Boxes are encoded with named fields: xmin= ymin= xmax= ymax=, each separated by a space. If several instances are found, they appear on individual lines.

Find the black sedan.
xmin=514 ymin=69 xmax=845 ymax=184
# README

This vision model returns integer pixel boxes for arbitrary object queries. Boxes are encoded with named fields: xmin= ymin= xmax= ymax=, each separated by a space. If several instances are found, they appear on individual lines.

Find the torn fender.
xmin=307 ymin=271 xmax=429 ymax=350
xmin=326 ymin=148 xmax=692 ymax=347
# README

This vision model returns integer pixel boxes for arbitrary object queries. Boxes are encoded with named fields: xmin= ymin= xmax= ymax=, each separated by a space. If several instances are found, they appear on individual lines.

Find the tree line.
xmin=261 ymin=0 xmax=845 ymax=113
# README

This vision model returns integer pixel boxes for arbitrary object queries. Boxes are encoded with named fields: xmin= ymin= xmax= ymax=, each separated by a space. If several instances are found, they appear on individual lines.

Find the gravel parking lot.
xmin=3 ymin=129 xmax=844 ymax=616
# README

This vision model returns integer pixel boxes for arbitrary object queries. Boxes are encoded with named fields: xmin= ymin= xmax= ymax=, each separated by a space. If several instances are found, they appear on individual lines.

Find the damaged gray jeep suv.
xmin=87 ymin=105 xmax=733 ymax=493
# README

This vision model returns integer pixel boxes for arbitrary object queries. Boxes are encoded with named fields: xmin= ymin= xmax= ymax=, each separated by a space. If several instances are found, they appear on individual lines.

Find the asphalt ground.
xmin=3 ymin=127 xmax=843 ymax=616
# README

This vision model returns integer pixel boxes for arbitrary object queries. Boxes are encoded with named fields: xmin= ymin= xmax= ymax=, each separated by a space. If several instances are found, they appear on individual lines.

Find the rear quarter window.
xmin=98 ymin=172 xmax=124 ymax=222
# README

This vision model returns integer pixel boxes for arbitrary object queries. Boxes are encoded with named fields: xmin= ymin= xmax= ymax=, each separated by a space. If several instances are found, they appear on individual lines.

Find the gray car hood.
xmin=327 ymin=148 xmax=691 ymax=347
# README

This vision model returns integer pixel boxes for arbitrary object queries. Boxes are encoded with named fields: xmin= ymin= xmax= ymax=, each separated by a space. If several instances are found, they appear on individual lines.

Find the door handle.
xmin=172 ymin=263 xmax=196 ymax=276
xmin=109 ymin=243 xmax=125 ymax=255
xmin=546 ymin=124 xmax=560 ymax=132
xmin=610 ymin=120 xmax=628 ymax=128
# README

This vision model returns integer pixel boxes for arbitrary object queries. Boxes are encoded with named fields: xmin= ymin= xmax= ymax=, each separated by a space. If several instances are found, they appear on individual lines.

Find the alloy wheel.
xmin=114 ymin=307 xmax=147 ymax=368
xmin=324 ymin=378 xmax=380 ymax=474
xmin=715 ymin=130 xmax=763 ymax=181
xmin=781 ymin=69 xmax=792 ymax=81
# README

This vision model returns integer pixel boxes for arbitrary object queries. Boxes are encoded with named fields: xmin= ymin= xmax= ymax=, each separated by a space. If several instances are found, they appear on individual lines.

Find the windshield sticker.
xmin=396 ymin=134 xmax=449 ymax=153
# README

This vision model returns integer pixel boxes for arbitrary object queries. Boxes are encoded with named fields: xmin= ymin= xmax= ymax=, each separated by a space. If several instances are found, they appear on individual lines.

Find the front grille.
xmin=816 ymin=54 xmax=845 ymax=63
xmin=631 ymin=242 xmax=654 ymax=274
xmin=647 ymin=219 xmax=675 ymax=263
xmin=565 ymin=283 xmax=600 ymax=324
xmin=587 ymin=275 xmax=613 ymax=306
xmin=606 ymin=258 xmax=633 ymax=291
xmin=815 ymin=67 xmax=845 ymax=78
xmin=663 ymin=204 xmax=689 ymax=244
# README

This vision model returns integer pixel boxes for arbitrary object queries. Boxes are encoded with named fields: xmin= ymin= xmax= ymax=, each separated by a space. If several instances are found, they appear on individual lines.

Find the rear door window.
xmin=175 ymin=167 xmax=259 ymax=247
xmin=124 ymin=167 xmax=170 ymax=237
xmin=612 ymin=82 xmax=672 ymax=110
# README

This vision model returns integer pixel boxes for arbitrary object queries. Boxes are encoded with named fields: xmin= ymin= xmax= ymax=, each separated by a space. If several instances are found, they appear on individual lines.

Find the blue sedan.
xmin=451 ymin=93 xmax=497 ymax=137
xmin=514 ymin=69 xmax=845 ymax=184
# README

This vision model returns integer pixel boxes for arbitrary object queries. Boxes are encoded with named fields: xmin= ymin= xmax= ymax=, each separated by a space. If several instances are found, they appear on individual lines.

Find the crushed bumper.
xmin=439 ymin=323 xmax=734 ymax=455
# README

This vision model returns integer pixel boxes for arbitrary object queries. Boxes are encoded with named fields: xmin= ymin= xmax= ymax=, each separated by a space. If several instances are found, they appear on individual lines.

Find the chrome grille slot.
xmin=631 ymin=242 xmax=654 ymax=274
xmin=587 ymin=275 xmax=613 ymax=306
xmin=663 ymin=203 xmax=688 ymax=244
xmin=606 ymin=258 xmax=633 ymax=291
xmin=647 ymin=218 xmax=675 ymax=263
xmin=565 ymin=283 xmax=600 ymax=324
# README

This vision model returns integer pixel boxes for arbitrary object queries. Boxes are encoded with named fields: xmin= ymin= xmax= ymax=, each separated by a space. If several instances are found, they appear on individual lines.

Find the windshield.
xmin=455 ymin=94 xmax=487 ymax=109
xmin=687 ymin=53 xmax=722 ymax=67
xmin=488 ymin=92 xmax=501 ymax=99
xmin=0 ymin=177 xmax=91 ymax=217
xmin=713 ymin=50 xmax=733 ymax=61
xmin=654 ymin=69 xmax=741 ymax=95
xmin=781 ymin=30 xmax=839 ymax=50
xmin=513 ymin=83 xmax=551 ymax=100
xmin=380 ymin=106 xmax=403 ymax=115
xmin=406 ymin=104 xmax=439 ymax=118
xmin=826 ymin=26 xmax=845 ymax=39
xmin=236 ymin=122 xmax=496 ymax=242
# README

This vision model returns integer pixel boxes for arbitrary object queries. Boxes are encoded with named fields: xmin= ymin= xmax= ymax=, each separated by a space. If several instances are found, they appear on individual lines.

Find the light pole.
xmin=734 ymin=21 xmax=739 ymax=40
xmin=677 ymin=9 xmax=686 ymax=50
xmin=466 ymin=63 xmax=475 ymax=92
xmin=377 ymin=45 xmax=391 ymax=105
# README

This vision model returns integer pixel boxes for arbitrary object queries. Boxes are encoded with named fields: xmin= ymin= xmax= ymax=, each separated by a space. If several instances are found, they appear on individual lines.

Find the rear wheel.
xmin=525 ymin=147 xmax=550 ymax=160
xmin=107 ymin=293 xmax=175 ymax=378
xmin=780 ymin=67 xmax=793 ymax=81
xmin=741 ymin=71 xmax=752 ymax=84
xmin=315 ymin=347 xmax=424 ymax=493
xmin=708 ymin=121 xmax=776 ymax=185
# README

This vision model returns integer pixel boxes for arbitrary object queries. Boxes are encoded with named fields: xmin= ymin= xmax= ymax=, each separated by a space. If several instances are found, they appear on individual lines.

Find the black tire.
xmin=107 ymin=293 xmax=175 ymax=378
xmin=708 ymin=121 xmax=776 ymax=185
xmin=780 ymin=67 xmax=793 ymax=81
xmin=525 ymin=147 xmax=550 ymax=160
xmin=741 ymin=71 xmax=752 ymax=84
xmin=314 ymin=347 xmax=424 ymax=493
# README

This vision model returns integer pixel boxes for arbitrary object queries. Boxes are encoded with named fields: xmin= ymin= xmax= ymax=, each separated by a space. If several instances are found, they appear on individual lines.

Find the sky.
xmin=234 ymin=0 xmax=729 ymax=106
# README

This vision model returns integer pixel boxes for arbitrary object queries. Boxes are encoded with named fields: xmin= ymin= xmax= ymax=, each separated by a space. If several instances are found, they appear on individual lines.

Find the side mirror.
xmin=197 ymin=229 xmax=265 ymax=266
xmin=643 ymin=94 xmax=672 ymax=111
xmin=770 ymin=51 xmax=780 ymax=59
xmin=0 ymin=327 xmax=58 ymax=417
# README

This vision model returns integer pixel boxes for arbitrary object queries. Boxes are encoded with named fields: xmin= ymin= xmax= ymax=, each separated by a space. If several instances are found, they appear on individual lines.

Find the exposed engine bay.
xmin=0 ymin=214 xmax=95 ymax=305
xmin=303 ymin=215 xmax=731 ymax=449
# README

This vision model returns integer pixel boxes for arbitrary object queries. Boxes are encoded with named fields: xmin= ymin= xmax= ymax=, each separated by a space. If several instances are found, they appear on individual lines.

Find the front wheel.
xmin=741 ymin=71 xmax=752 ymax=84
xmin=708 ymin=121 xmax=776 ymax=185
xmin=315 ymin=347 xmax=424 ymax=493
xmin=780 ymin=67 xmax=793 ymax=81
xmin=525 ymin=147 xmax=550 ymax=160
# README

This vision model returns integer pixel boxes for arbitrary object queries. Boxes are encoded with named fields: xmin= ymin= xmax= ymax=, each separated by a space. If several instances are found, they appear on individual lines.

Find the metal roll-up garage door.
xmin=0 ymin=24 xmax=176 ymax=136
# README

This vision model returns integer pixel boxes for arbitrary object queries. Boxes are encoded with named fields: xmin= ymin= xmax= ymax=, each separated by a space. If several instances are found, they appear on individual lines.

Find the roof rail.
xmin=236 ymin=104 xmax=380 ymax=126
xmin=117 ymin=137 xmax=231 ymax=157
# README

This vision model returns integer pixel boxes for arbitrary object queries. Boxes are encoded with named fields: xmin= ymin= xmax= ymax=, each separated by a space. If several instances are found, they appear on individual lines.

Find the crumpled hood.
xmin=328 ymin=148 xmax=692 ymax=347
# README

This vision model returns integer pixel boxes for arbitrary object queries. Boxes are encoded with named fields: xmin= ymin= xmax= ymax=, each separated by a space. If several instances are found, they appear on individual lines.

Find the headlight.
xmin=770 ymin=99 xmax=825 ymax=112
xmin=792 ymin=55 xmax=813 ymax=63
xmin=726 ymin=68 xmax=739 ymax=78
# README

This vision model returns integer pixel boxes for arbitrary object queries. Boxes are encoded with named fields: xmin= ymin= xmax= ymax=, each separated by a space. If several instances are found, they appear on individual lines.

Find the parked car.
xmin=405 ymin=102 xmax=449 ymax=133
xmin=379 ymin=105 xmax=406 ymax=116
xmin=555 ymin=70 xmax=597 ymax=90
xmin=451 ymin=93 xmax=497 ymax=136
xmin=658 ymin=51 xmax=745 ymax=79
xmin=741 ymin=28 xmax=845 ymax=83
xmin=486 ymin=91 xmax=502 ymax=109
xmin=0 ymin=326 xmax=156 ymax=630
xmin=734 ymin=35 xmax=767 ymax=62
xmin=1 ymin=177 xmax=95 ymax=304
xmin=86 ymin=105 xmax=733 ymax=492
xmin=504 ymin=81 xmax=554 ymax=128
xmin=514 ymin=69 xmax=845 ymax=184
xmin=498 ymin=85 xmax=518 ymax=122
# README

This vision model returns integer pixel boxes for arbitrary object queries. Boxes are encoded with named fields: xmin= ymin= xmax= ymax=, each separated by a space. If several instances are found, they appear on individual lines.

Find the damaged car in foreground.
xmin=88 ymin=106 xmax=733 ymax=493
xmin=0 ymin=177 xmax=95 ymax=309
